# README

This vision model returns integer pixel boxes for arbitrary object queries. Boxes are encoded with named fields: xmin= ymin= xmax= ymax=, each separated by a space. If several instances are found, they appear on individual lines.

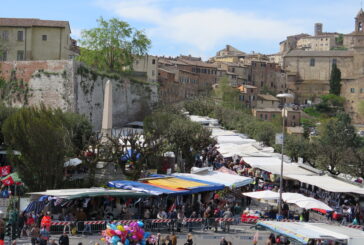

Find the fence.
xmin=49 ymin=218 xmax=236 ymax=235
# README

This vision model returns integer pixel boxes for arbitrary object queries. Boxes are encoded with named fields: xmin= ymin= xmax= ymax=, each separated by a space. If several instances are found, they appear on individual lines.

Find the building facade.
xmin=0 ymin=18 xmax=78 ymax=61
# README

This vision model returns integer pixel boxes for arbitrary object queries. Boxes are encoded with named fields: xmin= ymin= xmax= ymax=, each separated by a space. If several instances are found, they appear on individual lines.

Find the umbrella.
xmin=243 ymin=190 xmax=279 ymax=200
xmin=291 ymin=198 xmax=333 ymax=211
xmin=64 ymin=158 xmax=82 ymax=167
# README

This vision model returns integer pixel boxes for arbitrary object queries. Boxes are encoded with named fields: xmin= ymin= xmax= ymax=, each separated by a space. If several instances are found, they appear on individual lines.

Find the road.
xmin=10 ymin=224 xmax=271 ymax=245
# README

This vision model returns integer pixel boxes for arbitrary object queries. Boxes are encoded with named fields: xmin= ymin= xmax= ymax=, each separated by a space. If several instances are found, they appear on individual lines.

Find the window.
xmin=310 ymin=58 xmax=315 ymax=66
xmin=264 ymin=114 xmax=268 ymax=120
xmin=2 ymin=31 xmax=9 ymax=41
xmin=272 ymin=114 xmax=276 ymax=118
xmin=332 ymin=59 xmax=337 ymax=65
xmin=17 ymin=50 xmax=24 ymax=61
xmin=152 ymin=70 xmax=155 ymax=76
xmin=0 ymin=51 xmax=7 ymax=61
xmin=17 ymin=31 xmax=24 ymax=41
xmin=261 ymin=81 xmax=263 ymax=87
xmin=293 ymin=115 xmax=296 ymax=119
xmin=42 ymin=35 xmax=47 ymax=41
xmin=152 ymin=59 xmax=155 ymax=64
xmin=260 ymin=114 xmax=263 ymax=119
xmin=350 ymin=88 xmax=355 ymax=93
xmin=360 ymin=88 xmax=364 ymax=93
xmin=231 ymin=67 xmax=235 ymax=72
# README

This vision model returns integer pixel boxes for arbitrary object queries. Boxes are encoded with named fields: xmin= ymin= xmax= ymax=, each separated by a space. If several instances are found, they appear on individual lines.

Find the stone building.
xmin=256 ymin=94 xmax=280 ymax=109
xmin=250 ymin=61 xmax=287 ymax=94
xmin=132 ymin=55 xmax=158 ymax=82
xmin=252 ymin=108 xmax=301 ymax=126
xmin=0 ymin=18 xmax=79 ymax=61
xmin=237 ymin=84 xmax=257 ymax=108
xmin=212 ymin=45 xmax=246 ymax=63
xmin=157 ymin=56 xmax=217 ymax=104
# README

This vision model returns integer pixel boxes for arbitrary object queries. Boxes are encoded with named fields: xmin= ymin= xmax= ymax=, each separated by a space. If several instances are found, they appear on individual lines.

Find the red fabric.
xmin=2 ymin=176 xmax=14 ymax=186
xmin=41 ymin=216 xmax=51 ymax=228
xmin=312 ymin=208 xmax=327 ymax=214
xmin=26 ymin=216 xmax=35 ymax=225
xmin=0 ymin=166 xmax=11 ymax=177
xmin=0 ymin=239 xmax=4 ymax=245
xmin=241 ymin=213 xmax=259 ymax=222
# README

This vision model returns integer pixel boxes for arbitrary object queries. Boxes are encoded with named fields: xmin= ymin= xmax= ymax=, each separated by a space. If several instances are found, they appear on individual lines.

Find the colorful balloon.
xmin=137 ymin=221 xmax=144 ymax=228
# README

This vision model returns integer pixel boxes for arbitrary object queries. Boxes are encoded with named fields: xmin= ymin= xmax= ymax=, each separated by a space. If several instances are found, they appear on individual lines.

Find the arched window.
xmin=359 ymin=22 xmax=363 ymax=32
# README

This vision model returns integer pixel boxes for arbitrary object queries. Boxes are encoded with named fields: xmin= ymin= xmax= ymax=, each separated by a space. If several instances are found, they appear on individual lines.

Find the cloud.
xmin=70 ymin=27 xmax=82 ymax=39
xmin=96 ymin=0 xmax=305 ymax=55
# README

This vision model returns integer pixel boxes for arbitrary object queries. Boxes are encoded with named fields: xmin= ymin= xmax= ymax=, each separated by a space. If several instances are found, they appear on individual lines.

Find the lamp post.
xmin=276 ymin=93 xmax=294 ymax=215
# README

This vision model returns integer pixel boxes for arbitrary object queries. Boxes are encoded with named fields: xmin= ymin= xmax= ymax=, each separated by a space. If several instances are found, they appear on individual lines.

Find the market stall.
xmin=257 ymin=220 xmax=364 ymax=245
xmin=172 ymin=168 xmax=253 ymax=188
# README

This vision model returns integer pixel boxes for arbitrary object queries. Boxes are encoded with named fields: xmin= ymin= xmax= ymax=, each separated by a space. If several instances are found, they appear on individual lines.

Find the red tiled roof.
xmin=0 ymin=18 xmax=69 ymax=28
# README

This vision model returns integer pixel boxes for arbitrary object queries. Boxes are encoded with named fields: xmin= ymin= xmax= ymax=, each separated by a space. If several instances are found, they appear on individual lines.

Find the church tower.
xmin=355 ymin=8 xmax=364 ymax=32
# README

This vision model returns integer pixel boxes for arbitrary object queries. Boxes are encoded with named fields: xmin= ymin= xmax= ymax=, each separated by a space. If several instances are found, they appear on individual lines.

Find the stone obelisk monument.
xmin=101 ymin=80 xmax=112 ymax=137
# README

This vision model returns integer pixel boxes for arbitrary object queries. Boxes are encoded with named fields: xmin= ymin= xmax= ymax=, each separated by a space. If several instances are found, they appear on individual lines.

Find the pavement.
xmin=8 ymin=224 xmax=271 ymax=245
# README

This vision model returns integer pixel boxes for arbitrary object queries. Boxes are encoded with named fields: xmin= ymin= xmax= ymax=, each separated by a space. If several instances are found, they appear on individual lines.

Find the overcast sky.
xmin=2 ymin=0 xmax=362 ymax=59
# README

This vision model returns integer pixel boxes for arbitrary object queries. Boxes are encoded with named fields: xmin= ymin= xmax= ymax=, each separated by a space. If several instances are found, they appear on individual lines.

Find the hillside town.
xmin=1 ymin=4 xmax=364 ymax=245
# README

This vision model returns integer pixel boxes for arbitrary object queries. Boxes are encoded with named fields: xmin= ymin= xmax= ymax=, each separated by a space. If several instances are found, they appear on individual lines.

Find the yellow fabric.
xmin=146 ymin=177 xmax=207 ymax=189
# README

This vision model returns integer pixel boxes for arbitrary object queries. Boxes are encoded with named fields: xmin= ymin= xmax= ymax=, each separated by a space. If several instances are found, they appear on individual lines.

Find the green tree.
xmin=284 ymin=135 xmax=316 ymax=165
xmin=314 ymin=112 xmax=360 ymax=174
xmin=329 ymin=63 xmax=341 ymax=96
xmin=2 ymin=106 xmax=73 ymax=191
xmin=0 ymin=104 xmax=17 ymax=145
xmin=78 ymin=17 xmax=151 ymax=72
xmin=214 ymin=77 xmax=241 ymax=109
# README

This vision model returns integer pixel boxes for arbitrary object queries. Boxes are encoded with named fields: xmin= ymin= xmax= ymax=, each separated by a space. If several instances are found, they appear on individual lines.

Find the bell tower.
xmin=355 ymin=8 xmax=364 ymax=32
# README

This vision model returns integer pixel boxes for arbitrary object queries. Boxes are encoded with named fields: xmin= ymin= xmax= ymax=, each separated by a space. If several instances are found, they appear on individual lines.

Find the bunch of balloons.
xmin=101 ymin=221 xmax=151 ymax=245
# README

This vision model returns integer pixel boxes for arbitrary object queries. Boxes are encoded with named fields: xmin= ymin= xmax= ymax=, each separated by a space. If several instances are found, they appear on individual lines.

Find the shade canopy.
xmin=243 ymin=191 xmax=333 ymax=211
xmin=216 ymin=143 xmax=271 ymax=157
xmin=215 ymin=135 xmax=256 ymax=145
xmin=286 ymin=174 xmax=364 ymax=195
xmin=108 ymin=180 xmax=190 ymax=195
xmin=173 ymin=169 xmax=253 ymax=188
xmin=28 ymin=188 xmax=150 ymax=199
xmin=64 ymin=158 xmax=82 ymax=167
xmin=243 ymin=157 xmax=317 ymax=176
xmin=257 ymin=221 xmax=364 ymax=244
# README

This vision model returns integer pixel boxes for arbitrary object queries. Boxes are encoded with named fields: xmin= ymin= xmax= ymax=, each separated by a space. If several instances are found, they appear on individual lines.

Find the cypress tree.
xmin=330 ymin=63 xmax=341 ymax=95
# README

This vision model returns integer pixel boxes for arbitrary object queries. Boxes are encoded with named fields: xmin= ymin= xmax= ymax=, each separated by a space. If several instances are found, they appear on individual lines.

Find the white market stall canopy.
xmin=189 ymin=115 xmax=219 ymax=126
xmin=243 ymin=157 xmax=317 ymax=176
xmin=258 ymin=221 xmax=364 ymax=245
xmin=243 ymin=190 xmax=333 ymax=211
xmin=286 ymin=174 xmax=364 ymax=195
xmin=173 ymin=169 xmax=253 ymax=188
xmin=217 ymin=143 xmax=272 ymax=157
xmin=64 ymin=158 xmax=82 ymax=167
xmin=28 ymin=188 xmax=150 ymax=199
xmin=211 ymin=128 xmax=238 ymax=137
xmin=215 ymin=135 xmax=257 ymax=145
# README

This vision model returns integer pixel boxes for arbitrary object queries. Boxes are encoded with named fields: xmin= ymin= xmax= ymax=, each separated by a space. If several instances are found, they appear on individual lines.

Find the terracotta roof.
xmin=253 ymin=108 xmax=281 ymax=112
xmin=0 ymin=18 xmax=69 ymax=28
xmin=257 ymin=94 xmax=279 ymax=101
xmin=284 ymin=50 xmax=354 ymax=57
xmin=178 ymin=58 xmax=217 ymax=68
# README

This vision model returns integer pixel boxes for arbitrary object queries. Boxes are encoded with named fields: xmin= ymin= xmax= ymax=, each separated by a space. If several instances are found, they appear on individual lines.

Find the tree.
xmin=314 ymin=112 xmax=360 ymax=174
xmin=284 ymin=135 xmax=316 ymax=165
xmin=214 ymin=77 xmax=241 ymax=109
xmin=78 ymin=17 xmax=151 ymax=72
xmin=2 ymin=106 xmax=73 ymax=191
xmin=0 ymin=104 xmax=17 ymax=145
xmin=329 ymin=63 xmax=341 ymax=95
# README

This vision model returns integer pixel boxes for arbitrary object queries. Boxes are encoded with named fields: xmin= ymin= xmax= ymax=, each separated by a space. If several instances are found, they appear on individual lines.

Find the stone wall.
xmin=0 ymin=60 xmax=158 ymax=130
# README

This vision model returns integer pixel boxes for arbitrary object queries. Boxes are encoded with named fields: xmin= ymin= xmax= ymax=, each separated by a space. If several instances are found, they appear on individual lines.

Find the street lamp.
xmin=276 ymin=93 xmax=294 ymax=216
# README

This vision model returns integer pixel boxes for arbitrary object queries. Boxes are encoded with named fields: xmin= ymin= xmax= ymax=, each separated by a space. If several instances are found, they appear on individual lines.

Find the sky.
xmin=1 ymin=0 xmax=363 ymax=59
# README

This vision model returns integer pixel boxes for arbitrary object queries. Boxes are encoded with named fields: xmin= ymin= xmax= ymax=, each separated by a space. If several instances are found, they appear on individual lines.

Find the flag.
xmin=0 ymin=165 xmax=11 ymax=177
xmin=2 ymin=176 xmax=14 ymax=186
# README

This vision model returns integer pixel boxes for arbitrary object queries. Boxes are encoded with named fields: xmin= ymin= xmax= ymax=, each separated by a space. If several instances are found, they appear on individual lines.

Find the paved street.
xmin=11 ymin=224 xmax=271 ymax=245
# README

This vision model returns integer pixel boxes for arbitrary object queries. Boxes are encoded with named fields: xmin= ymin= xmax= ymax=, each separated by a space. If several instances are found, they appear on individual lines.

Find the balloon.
xmin=137 ymin=221 xmax=144 ymax=228
xmin=144 ymin=232 xmax=151 ymax=238
xmin=110 ymin=224 xmax=117 ymax=230
xmin=125 ymin=239 xmax=130 ymax=245
xmin=101 ymin=238 xmax=105 ymax=241
xmin=117 ymin=242 xmax=122 ymax=245
xmin=111 ymin=236 xmax=120 ymax=242
xmin=115 ymin=230 xmax=122 ymax=235
xmin=117 ymin=225 xmax=124 ymax=231
xmin=106 ymin=229 xmax=113 ymax=236
xmin=124 ymin=225 xmax=129 ymax=231
xmin=132 ymin=235 xmax=137 ymax=240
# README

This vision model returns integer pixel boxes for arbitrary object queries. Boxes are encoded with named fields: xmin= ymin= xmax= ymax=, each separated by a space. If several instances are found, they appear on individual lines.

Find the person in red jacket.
xmin=40 ymin=212 xmax=51 ymax=231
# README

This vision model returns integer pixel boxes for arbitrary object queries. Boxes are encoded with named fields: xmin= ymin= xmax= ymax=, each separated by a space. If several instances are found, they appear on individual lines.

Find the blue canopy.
xmin=147 ymin=174 xmax=225 ymax=193
xmin=108 ymin=180 xmax=192 ymax=195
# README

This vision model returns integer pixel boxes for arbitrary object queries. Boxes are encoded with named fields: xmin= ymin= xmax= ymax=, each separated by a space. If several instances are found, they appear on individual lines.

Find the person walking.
xmin=185 ymin=233 xmax=193 ymax=245
xmin=29 ymin=225 xmax=40 ymax=245
xmin=39 ymin=226 xmax=50 ymax=245
xmin=59 ymin=232 xmax=69 ymax=245
xmin=171 ymin=233 xmax=177 ymax=245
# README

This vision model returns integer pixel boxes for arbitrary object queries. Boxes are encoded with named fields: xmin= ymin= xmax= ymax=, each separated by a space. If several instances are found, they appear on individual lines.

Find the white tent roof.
xmin=211 ymin=128 xmax=238 ymax=137
xmin=64 ymin=158 xmax=82 ymax=167
xmin=189 ymin=115 xmax=219 ymax=126
xmin=215 ymin=135 xmax=257 ymax=145
xmin=217 ymin=143 xmax=272 ymax=157
xmin=286 ymin=174 xmax=364 ymax=195
xmin=243 ymin=157 xmax=317 ymax=176
xmin=173 ymin=170 xmax=252 ymax=188
xmin=28 ymin=188 xmax=148 ymax=199
xmin=258 ymin=221 xmax=364 ymax=244
xmin=243 ymin=191 xmax=333 ymax=211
